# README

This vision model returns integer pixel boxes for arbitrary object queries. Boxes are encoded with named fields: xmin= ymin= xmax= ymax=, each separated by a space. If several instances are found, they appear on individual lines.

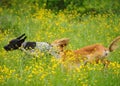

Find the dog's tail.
xmin=108 ymin=36 xmax=120 ymax=52
xmin=51 ymin=38 xmax=70 ymax=47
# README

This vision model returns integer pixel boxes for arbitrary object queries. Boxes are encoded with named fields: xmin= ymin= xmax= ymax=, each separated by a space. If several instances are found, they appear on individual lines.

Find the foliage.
xmin=0 ymin=0 xmax=120 ymax=86
xmin=0 ymin=0 xmax=120 ymax=13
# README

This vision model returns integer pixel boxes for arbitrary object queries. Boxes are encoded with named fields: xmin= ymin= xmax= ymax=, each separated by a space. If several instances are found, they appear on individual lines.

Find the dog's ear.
xmin=19 ymin=36 xmax=27 ymax=43
xmin=17 ymin=33 xmax=25 ymax=39
xmin=108 ymin=36 xmax=120 ymax=52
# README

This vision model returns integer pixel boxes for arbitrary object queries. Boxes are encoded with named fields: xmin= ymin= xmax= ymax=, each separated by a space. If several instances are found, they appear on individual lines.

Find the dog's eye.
xmin=60 ymin=45 xmax=63 ymax=47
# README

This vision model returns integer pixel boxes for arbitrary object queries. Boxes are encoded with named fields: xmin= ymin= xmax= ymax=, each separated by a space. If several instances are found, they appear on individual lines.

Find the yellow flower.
xmin=24 ymin=66 xmax=31 ymax=71
xmin=0 ymin=75 xmax=4 ymax=83
xmin=40 ymin=73 xmax=47 ymax=80
xmin=28 ymin=74 xmax=33 ymax=78
xmin=0 ymin=7 xmax=3 ymax=13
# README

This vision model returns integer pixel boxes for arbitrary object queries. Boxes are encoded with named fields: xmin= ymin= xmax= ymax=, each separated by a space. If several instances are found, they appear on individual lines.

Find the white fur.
xmin=36 ymin=42 xmax=52 ymax=52
xmin=22 ymin=42 xmax=60 ymax=58
xmin=36 ymin=42 xmax=61 ymax=58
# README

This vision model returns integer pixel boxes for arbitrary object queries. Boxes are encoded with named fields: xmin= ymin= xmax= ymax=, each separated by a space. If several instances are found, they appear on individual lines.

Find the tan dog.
xmin=61 ymin=36 xmax=120 ymax=67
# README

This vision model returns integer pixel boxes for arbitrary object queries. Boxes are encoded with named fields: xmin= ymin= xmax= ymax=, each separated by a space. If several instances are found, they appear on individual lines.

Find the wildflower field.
xmin=0 ymin=1 xmax=120 ymax=86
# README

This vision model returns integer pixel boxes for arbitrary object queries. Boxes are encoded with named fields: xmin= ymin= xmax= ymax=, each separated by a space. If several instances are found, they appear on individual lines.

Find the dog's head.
xmin=4 ymin=34 xmax=27 ymax=51
xmin=51 ymin=38 xmax=69 ymax=52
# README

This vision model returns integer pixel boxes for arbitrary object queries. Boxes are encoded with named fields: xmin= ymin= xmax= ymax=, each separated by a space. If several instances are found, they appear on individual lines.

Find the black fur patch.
xmin=23 ymin=42 xmax=36 ymax=50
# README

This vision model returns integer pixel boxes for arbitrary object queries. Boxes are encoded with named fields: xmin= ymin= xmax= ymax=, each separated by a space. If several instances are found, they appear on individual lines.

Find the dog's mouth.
xmin=4 ymin=44 xmax=21 ymax=51
xmin=4 ymin=45 xmax=11 ymax=51
xmin=102 ymin=50 xmax=109 ymax=57
xmin=3 ymin=45 xmax=17 ymax=51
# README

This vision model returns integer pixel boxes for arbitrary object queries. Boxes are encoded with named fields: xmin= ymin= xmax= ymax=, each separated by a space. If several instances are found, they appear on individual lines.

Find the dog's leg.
xmin=102 ymin=59 xmax=110 ymax=68
xmin=20 ymin=48 xmax=37 ymax=57
xmin=84 ymin=60 xmax=88 ymax=65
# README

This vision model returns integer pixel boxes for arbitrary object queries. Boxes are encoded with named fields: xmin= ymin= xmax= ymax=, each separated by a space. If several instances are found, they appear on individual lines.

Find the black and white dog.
xmin=4 ymin=34 xmax=69 ymax=58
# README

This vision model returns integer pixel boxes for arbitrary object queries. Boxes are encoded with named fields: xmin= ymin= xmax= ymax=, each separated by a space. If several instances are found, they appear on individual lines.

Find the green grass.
xmin=0 ymin=8 xmax=120 ymax=86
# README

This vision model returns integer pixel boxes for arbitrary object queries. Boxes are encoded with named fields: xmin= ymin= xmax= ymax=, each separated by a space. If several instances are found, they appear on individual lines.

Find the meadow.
xmin=0 ymin=5 xmax=120 ymax=86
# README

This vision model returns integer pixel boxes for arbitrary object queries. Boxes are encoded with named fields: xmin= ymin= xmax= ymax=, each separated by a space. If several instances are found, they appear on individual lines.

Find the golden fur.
xmin=60 ymin=44 xmax=110 ymax=67
xmin=60 ymin=36 xmax=120 ymax=67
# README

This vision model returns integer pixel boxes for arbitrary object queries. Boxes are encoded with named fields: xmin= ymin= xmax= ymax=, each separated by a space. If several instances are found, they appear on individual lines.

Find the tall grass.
xmin=0 ymin=7 xmax=120 ymax=86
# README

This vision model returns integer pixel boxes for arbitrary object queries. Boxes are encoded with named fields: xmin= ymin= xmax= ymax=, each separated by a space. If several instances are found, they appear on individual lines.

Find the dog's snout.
xmin=4 ymin=45 xmax=10 ymax=51
xmin=4 ymin=46 xmax=8 ymax=50
xmin=105 ymin=53 xmax=108 ymax=56
xmin=104 ymin=50 xmax=109 ymax=56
